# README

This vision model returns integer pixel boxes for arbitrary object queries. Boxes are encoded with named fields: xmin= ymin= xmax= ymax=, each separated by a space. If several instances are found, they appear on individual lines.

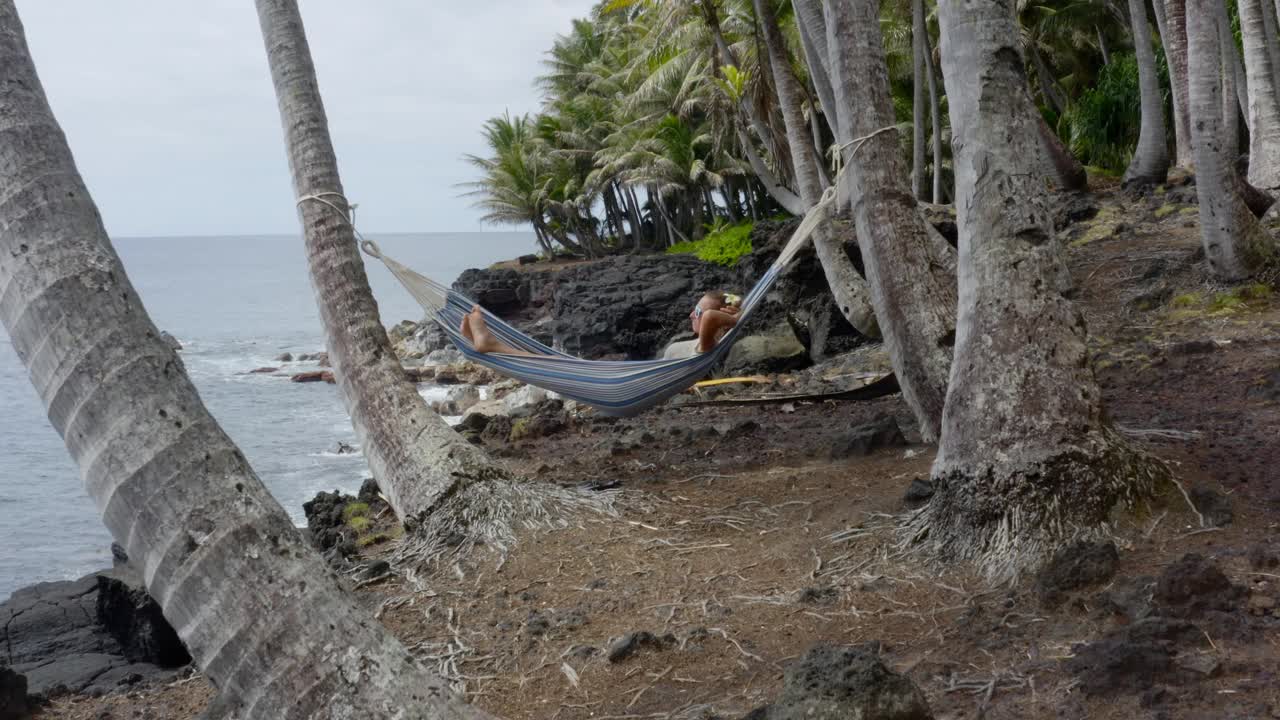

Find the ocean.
xmin=0 ymin=232 xmax=537 ymax=602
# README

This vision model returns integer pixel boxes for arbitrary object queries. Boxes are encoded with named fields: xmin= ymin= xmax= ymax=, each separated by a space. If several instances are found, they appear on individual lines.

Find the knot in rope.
xmin=296 ymin=191 xmax=382 ymax=259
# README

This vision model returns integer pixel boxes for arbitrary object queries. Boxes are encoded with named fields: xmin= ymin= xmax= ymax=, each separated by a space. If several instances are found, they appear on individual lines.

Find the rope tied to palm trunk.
xmin=296 ymin=191 xmax=382 ymax=259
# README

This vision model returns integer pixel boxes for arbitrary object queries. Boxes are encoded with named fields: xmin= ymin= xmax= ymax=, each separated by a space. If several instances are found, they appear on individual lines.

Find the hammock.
xmin=357 ymin=195 xmax=831 ymax=417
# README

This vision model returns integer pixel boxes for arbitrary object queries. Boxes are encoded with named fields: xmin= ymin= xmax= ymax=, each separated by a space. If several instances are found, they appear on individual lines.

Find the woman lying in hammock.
xmin=462 ymin=289 xmax=741 ymax=356
xmin=690 ymin=290 xmax=740 ymax=353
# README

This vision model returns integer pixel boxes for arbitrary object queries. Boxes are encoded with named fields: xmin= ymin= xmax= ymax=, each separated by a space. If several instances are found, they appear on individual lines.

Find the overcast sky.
xmin=15 ymin=1 xmax=593 ymax=237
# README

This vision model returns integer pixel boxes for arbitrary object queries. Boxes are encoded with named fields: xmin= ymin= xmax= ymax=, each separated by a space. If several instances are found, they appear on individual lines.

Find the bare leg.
xmin=465 ymin=306 xmax=538 ymax=356
xmin=696 ymin=309 xmax=739 ymax=352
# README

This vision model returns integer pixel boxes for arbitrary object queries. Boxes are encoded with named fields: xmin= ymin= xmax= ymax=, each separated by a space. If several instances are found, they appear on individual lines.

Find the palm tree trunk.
xmin=918 ymin=0 xmax=1170 ymax=581
xmin=1097 ymin=25 xmax=1113 ymax=64
xmin=793 ymin=0 xmax=838 ymax=127
xmin=256 ymin=0 xmax=510 ymax=527
xmin=1031 ymin=46 xmax=1068 ymax=116
xmin=1159 ymin=0 xmax=1197 ymax=167
xmin=825 ymin=0 xmax=958 ymax=442
xmin=1239 ymin=0 xmax=1280 ymax=189
xmin=756 ymin=0 xmax=881 ymax=339
xmin=1218 ymin=3 xmax=1242 ymax=155
xmin=1214 ymin=0 xmax=1251 ymax=130
xmin=1256 ymin=0 xmax=1280 ymax=93
xmin=1188 ymin=0 xmax=1278 ymax=278
xmin=912 ymin=0 xmax=930 ymax=199
xmin=925 ymin=28 xmax=946 ymax=203
xmin=739 ymin=128 xmax=808 ymax=214
xmin=702 ymin=0 xmax=789 ymax=170
xmin=1125 ymin=0 xmax=1172 ymax=183
xmin=0 ymin=4 xmax=494 ymax=717
xmin=754 ymin=0 xmax=825 ymax=205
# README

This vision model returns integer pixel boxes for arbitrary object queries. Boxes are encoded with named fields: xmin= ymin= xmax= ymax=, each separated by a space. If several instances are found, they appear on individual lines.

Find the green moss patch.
xmin=667 ymin=221 xmax=754 ymax=266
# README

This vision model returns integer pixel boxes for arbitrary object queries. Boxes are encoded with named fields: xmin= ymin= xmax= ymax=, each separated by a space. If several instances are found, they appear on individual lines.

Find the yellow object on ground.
xmin=693 ymin=375 xmax=771 ymax=388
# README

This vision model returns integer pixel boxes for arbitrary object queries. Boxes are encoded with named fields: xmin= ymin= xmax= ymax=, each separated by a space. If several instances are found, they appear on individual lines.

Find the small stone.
xmin=607 ymin=631 xmax=675 ymax=663
xmin=274 ymin=352 xmax=294 ymax=362
xmin=1175 ymin=652 xmax=1222 ymax=677
xmin=1248 ymin=594 xmax=1277 ymax=615
xmin=902 ymin=478 xmax=934 ymax=507
xmin=1168 ymin=340 xmax=1217 ymax=356
xmin=1188 ymin=487 xmax=1233 ymax=527
xmin=828 ymin=415 xmax=906 ymax=458
xmin=1247 ymin=542 xmax=1279 ymax=570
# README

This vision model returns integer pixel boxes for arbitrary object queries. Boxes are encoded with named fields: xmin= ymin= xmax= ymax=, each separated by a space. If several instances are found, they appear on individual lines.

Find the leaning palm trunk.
xmin=909 ymin=0 xmax=1170 ymax=581
xmin=925 ymin=29 xmax=946 ymax=203
xmin=1239 ymin=0 xmax=1280 ymax=189
xmin=1188 ymin=0 xmax=1278 ymax=278
xmin=1159 ymin=0 xmax=1196 ymax=167
xmin=912 ymin=0 xmax=930 ymax=199
xmin=0 ymin=4 xmax=493 ymax=717
xmin=255 ymin=0 xmax=511 ymax=527
xmin=755 ymin=0 xmax=881 ymax=339
xmin=824 ymin=0 xmax=958 ymax=442
xmin=1215 ymin=0 xmax=1250 ymax=134
xmin=1125 ymin=0 xmax=1171 ymax=184
xmin=793 ymin=0 xmax=837 ymax=124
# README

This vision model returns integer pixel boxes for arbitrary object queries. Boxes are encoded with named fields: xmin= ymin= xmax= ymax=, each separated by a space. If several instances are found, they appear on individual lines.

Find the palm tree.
xmin=255 ymin=0 xmax=513 ymax=527
xmin=1186 ymin=0 xmax=1278 ymax=278
xmin=1123 ymin=0 xmax=1170 ymax=184
xmin=823 ymin=0 xmax=958 ymax=442
xmin=1238 ymin=0 xmax=1280 ymax=190
xmin=747 ymin=0 xmax=881 ymax=338
xmin=0 ymin=3 xmax=493 ymax=716
xmin=462 ymin=114 xmax=559 ymax=255
xmin=912 ymin=0 xmax=929 ymax=198
xmin=914 ymin=0 xmax=1169 ymax=580
xmin=1156 ymin=0 xmax=1195 ymax=168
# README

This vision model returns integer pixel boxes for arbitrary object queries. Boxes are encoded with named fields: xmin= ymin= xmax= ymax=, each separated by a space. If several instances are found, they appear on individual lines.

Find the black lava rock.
xmin=743 ymin=642 xmax=933 ymax=719
xmin=829 ymin=415 xmax=906 ymax=459
xmin=1035 ymin=540 xmax=1119 ymax=607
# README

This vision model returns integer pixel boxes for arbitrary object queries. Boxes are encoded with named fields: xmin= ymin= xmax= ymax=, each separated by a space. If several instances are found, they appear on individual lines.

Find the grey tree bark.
xmin=0 ymin=3 xmax=494 ymax=717
xmin=924 ymin=27 xmax=946 ymax=203
xmin=1188 ymin=0 xmax=1278 ymax=278
xmin=1159 ymin=0 xmax=1196 ymax=167
xmin=1125 ymin=0 xmax=1171 ymax=183
xmin=754 ymin=0 xmax=882 ymax=339
xmin=912 ymin=0 xmax=930 ymax=199
xmin=914 ymin=0 xmax=1169 ymax=580
xmin=739 ymin=129 xmax=808 ymax=214
xmin=824 ymin=0 xmax=958 ymax=442
xmin=1214 ymin=0 xmax=1250 ymax=132
xmin=793 ymin=0 xmax=836 ymax=124
xmin=1239 ymin=0 xmax=1280 ymax=189
xmin=255 ymin=0 xmax=510 ymax=528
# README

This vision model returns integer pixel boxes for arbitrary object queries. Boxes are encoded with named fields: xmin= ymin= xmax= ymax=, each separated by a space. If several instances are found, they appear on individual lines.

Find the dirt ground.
xmin=41 ymin=180 xmax=1280 ymax=719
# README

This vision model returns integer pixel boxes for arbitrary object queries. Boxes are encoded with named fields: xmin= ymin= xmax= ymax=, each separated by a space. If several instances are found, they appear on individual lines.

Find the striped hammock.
xmin=362 ymin=193 xmax=829 ymax=417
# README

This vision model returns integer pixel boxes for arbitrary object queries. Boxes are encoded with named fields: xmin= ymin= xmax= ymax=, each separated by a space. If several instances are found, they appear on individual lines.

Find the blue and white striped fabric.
xmin=365 ymin=201 xmax=820 ymax=416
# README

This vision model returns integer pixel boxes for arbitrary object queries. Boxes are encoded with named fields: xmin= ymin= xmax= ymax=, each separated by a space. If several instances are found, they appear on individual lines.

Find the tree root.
xmin=392 ymin=478 xmax=626 ymax=571
xmin=898 ymin=427 xmax=1172 ymax=582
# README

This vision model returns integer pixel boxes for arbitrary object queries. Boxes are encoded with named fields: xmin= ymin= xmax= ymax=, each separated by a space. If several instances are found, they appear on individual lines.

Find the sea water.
xmin=0 ymin=232 xmax=535 ymax=601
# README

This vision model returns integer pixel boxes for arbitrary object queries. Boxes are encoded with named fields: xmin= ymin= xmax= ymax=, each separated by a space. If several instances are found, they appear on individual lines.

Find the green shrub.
xmin=341 ymin=502 xmax=370 ymax=521
xmin=347 ymin=516 xmax=370 ymax=532
xmin=1059 ymin=52 xmax=1171 ymax=175
xmin=666 ymin=220 xmax=754 ymax=266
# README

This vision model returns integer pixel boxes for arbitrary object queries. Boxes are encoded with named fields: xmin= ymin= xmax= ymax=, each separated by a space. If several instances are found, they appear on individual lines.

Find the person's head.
xmin=702 ymin=290 xmax=738 ymax=309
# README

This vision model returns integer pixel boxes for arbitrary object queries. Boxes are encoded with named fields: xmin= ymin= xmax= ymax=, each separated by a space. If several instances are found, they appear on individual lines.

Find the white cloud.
xmin=15 ymin=0 xmax=593 ymax=236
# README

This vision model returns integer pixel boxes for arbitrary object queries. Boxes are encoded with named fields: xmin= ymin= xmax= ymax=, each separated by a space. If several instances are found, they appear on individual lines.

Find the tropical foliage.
xmin=463 ymin=0 xmax=1233 ymax=255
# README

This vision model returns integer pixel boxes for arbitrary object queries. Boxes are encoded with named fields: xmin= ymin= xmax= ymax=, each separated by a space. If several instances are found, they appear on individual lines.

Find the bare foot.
xmin=467 ymin=306 xmax=505 ymax=353
xmin=460 ymin=312 xmax=474 ymax=343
